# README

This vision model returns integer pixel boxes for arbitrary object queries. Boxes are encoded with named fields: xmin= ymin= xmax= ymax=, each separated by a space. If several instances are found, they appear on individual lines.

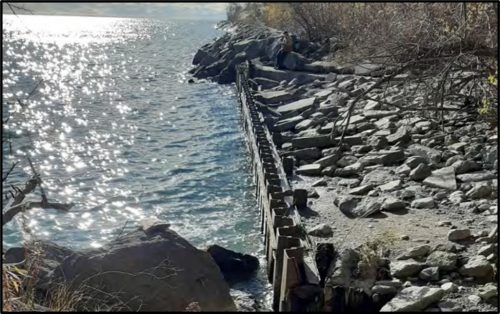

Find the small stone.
xmin=476 ymin=283 xmax=497 ymax=301
xmin=423 ymin=166 xmax=457 ymax=190
xmin=390 ymin=259 xmax=424 ymax=278
xmin=308 ymin=223 xmax=333 ymax=237
xmin=401 ymin=189 xmax=416 ymax=200
xmin=437 ymin=221 xmax=452 ymax=227
xmin=382 ymin=197 xmax=406 ymax=211
xmin=405 ymin=156 xmax=428 ymax=169
xmin=379 ymin=179 xmax=402 ymax=192
xmin=441 ymin=282 xmax=458 ymax=293
xmin=448 ymin=191 xmax=465 ymax=204
xmin=410 ymin=163 xmax=432 ymax=181
xmin=467 ymin=295 xmax=482 ymax=305
xmin=426 ymin=251 xmax=458 ymax=271
xmin=348 ymin=184 xmax=373 ymax=195
xmin=438 ymin=300 xmax=462 ymax=312
xmin=478 ymin=244 xmax=496 ymax=256
xmin=380 ymin=286 xmax=445 ymax=312
xmin=452 ymin=159 xmax=481 ymax=174
xmin=396 ymin=164 xmax=412 ymax=176
xmin=401 ymin=235 xmax=410 ymax=240
xmin=387 ymin=126 xmax=411 ymax=144
xmin=371 ymin=285 xmax=398 ymax=295
xmin=321 ymin=165 xmax=337 ymax=176
xmin=411 ymin=197 xmax=435 ymax=209
xmin=419 ymin=267 xmax=440 ymax=281
xmin=459 ymin=255 xmax=494 ymax=279
xmin=465 ymin=183 xmax=492 ymax=199
xmin=296 ymin=163 xmax=322 ymax=176
xmin=447 ymin=229 xmax=471 ymax=242
xmin=312 ymin=178 xmax=328 ymax=187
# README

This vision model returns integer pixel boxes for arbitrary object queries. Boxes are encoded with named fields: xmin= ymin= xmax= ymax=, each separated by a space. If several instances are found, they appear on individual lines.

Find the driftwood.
xmin=2 ymin=159 xmax=73 ymax=226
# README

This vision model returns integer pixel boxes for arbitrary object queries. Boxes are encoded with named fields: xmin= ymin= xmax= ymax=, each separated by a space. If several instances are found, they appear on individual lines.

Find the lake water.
xmin=2 ymin=14 xmax=271 ymax=308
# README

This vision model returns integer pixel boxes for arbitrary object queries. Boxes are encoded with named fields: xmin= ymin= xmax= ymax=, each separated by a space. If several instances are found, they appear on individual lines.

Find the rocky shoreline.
xmin=189 ymin=21 xmax=498 ymax=312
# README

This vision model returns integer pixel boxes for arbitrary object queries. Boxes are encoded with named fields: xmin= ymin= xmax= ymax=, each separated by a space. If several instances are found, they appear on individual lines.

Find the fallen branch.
xmin=3 ymin=162 xmax=18 ymax=182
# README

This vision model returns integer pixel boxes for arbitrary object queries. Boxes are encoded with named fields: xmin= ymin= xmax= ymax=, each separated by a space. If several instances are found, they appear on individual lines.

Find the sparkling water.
xmin=2 ymin=14 xmax=271 ymax=308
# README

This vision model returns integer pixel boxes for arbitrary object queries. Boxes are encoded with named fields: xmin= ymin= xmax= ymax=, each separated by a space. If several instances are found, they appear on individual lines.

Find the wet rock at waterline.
xmin=207 ymin=245 xmax=260 ymax=284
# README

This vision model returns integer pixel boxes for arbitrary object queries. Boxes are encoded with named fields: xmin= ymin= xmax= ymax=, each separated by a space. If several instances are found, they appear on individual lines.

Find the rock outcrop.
xmin=44 ymin=222 xmax=236 ymax=311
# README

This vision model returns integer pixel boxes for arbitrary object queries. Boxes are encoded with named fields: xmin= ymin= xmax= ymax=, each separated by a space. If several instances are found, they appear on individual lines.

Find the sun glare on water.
xmin=4 ymin=14 xmax=145 ymax=44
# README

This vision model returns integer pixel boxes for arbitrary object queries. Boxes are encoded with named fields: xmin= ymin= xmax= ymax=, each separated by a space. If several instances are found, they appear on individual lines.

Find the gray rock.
xmin=359 ymin=155 xmax=382 ymax=167
xmin=456 ymin=171 xmax=496 ymax=182
xmin=380 ymin=286 xmax=445 ymax=312
xmin=273 ymin=115 xmax=303 ymax=132
xmin=296 ymin=163 xmax=322 ymax=176
xmin=379 ymin=179 xmax=402 ymax=192
xmin=448 ymin=191 xmax=465 ymax=204
xmin=459 ymin=256 xmax=494 ymax=280
xmin=398 ymin=245 xmax=431 ymax=260
xmin=315 ymin=153 xmax=341 ymax=168
xmin=438 ymin=300 xmax=462 ymax=312
xmin=276 ymin=97 xmax=316 ymax=115
xmin=390 ymin=259 xmax=424 ymax=278
xmin=364 ymin=109 xmax=399 ymax=119
xmin=355 ymin=199 xmax=382 ymax=218
xmin=465 ymin=183 xmax=492 ymax=199
xmin=289 ymin=148 xmax=322 ymax=160
xmin=447 ymin=229 xmax=471 ymax=242
xmin=476 ymin=283 xmax=497 ymax=301
xmin=396 ymin=164 xmax=412 ymax=176
xmin=336 ymin=155 xmax=358 ymax=168
xmin=405 ymin=156 xmax=428 ymax=169
xmin=426 ymin=251 xmax=458 ymax=271
xmin=378 ymin=149 xmax=406 ymax=166
xmin=295 ymin=119 xmax=313 ymax=131
xmin=312 ymin=178 xmax=328 ymax=187
xmin=451 ymin=160 xmax=481 ymax=174
xmin=387 ymin=126 xmax=411 ymax=144
xmin=361 ymin=168 xmax=399 ymax=186
xmin=308 ymin=223 xmax=333 ymax=237
xmin=467 ymin=294 xmax=482 ymax=305
xmin=335 ymin=196 xmax=360 ymax=216
xmin=372 ymin=285 xmax=397 ymax=295
xmin=478 ymin=244 xmax=497 ymax=257
xmin=321 ymin=165 xmax=337 ymax=176
xmin=408 ymin=144 xmax=442 ymax=164
xmin=371 ymin=136 xmax=388 ymax=149
xmin=419 ymin=267 xmax=440 ymax=281
xmin=382 ymin=197 xmax=406 ymax=211
xmin=292 ymin=134 xmax=335 ymax=149
xmin=338 ymin=178 xmax=360 ymax=187
xmin=440 ymin=282 xmax=458 ymax=293
xmin=409 ymin=163 xmax=432 ymax=181
xmin=255 ymin=90 xmax=295 ymax=105
xmin=411 ymin=197 xmax=435 ymax=209
xmin=422 ymin=166 xmax=457 ymax=190
xmin=349 ymin=184 xmax=374 ymax=195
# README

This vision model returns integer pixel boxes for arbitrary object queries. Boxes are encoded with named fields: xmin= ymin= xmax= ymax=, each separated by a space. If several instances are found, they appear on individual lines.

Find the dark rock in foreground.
xmin=45 ymin=222 xmax=236 ymax=311
xmin=207 ymin=244 xmax=260 ymax=284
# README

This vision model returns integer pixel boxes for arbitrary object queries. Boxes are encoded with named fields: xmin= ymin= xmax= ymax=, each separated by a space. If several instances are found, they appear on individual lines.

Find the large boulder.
xmin=206 ymin=245 xmax=259 ymax=284
xmin=49 ymin=223 xmax=236 ymax=311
